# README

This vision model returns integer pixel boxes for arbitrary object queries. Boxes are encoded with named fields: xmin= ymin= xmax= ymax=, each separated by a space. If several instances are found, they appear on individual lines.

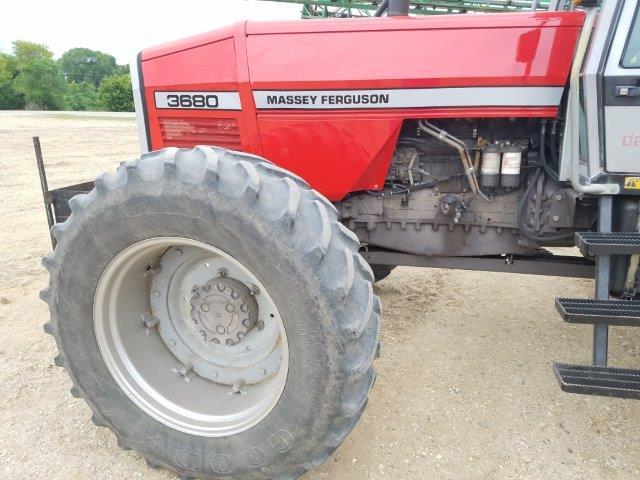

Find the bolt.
xmin=144 ymin=317 xmax=159 ymax=328
xmin=212 ymin=338 xmax=220 ymax=345
xmin=555 ymin=194 xmax=562 ymax=201
xmin=225 ymin=303 xmax=235 ymax=313
xmin=216 ymin=283 xmax=225 ymax=292
xmin=216 ymin=325 xmax=225 ymax=335
xmin=153 ymin=290 xmax=161 ymax=298
xmin=203 ymin=283 xmax=211 ymax=292
xmin=256 ymin=320 xmax=265 ymax=331
xmin=242 ymin=318 xmax=251 ymax=328
xmin=231 ymin=384 xmax=243 ymax=395
xmin=175 ymin=248 xmax=183 ymax=256
xmin=237 ymin=332 xmax=244 ymax=340
xmin=173 ymin=363 xmax=195 ymax=382
xmin=201 ymin=303 xmax=210 ymax=312
xmin=218 ymin=267 xmax=228 ymax=277
xmin=226 ymin=339 xmax=234 ymax=346
xmin=143 ymin=264 xmax=162 ymax=278
xmin=231 ymin=290 xmax=239 ymax=299
xmin=141 ymin=313 xmax=160 ymax=335
xmin=240 ymin=304 xmax=248 ymax=313
xmin=553 ymin=215 xmax=560 ymax=222
xmin=251 ymin=285 xmax=260 ymax=296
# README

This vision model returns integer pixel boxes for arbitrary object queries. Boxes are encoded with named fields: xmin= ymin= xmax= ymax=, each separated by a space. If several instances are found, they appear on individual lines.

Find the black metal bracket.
xmin=33 ymin=137 xmax=56 ymax=248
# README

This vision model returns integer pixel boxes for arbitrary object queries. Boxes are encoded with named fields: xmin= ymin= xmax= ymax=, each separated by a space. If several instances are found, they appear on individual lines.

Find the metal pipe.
xmin=418 ymin=120 xmax=490 ymax=201
xmin=388 ymin=0 xmax=409 ymax=16
xmin=374 ymin=0 xmax=389 ymax=16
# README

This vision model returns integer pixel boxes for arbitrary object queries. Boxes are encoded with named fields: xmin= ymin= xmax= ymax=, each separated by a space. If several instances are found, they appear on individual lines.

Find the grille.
xmin=158 ymin=117 xmax=241 ymax=150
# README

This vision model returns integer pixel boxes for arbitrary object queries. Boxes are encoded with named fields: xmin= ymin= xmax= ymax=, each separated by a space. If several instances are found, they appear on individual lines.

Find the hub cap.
xmin=93 ymin=238 xmax=289 ymax=437
xmin=190 ymin=276 xmax=258 ymax=346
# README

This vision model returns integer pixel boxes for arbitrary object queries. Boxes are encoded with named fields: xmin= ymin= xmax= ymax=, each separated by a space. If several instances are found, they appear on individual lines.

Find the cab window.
xmin=622 ymin=7 xmax=640 ymax=68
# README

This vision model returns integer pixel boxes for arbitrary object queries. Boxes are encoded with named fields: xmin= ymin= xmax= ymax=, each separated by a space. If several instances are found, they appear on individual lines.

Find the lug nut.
xmin=173 ymin=363 xmax=195 ymax=382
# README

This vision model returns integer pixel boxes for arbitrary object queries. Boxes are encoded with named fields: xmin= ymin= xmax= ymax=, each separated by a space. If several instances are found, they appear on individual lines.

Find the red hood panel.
xmin=139 ymin=11 xmax=584 ymax=200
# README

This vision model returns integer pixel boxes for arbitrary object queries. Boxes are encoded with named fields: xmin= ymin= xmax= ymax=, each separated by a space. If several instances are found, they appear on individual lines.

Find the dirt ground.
xmin=1 ymin=113 xmax=640 ymax=480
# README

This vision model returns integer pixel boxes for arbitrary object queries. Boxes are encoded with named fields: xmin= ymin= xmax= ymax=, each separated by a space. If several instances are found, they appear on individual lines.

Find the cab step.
xmin=555 ymin=298 xmax=640 ymax=326
xmin=575 ymin=231 xmax=640 ymax=256
xmin=553 ymin=363 xmax=640 ymax=400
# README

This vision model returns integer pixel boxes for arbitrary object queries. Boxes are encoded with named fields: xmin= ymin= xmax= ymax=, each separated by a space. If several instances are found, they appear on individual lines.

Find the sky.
xmin=0 ymin=0 xmax=301 ymax=64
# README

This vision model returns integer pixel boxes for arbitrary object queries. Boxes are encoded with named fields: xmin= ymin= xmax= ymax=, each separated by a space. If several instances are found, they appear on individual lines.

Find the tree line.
xmin=0 ymin=41 xmax=134 ymax=112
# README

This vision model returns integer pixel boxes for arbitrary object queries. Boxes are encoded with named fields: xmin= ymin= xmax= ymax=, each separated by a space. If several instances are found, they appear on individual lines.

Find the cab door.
xmin=604 ymin=0 xmax=640 ymax=174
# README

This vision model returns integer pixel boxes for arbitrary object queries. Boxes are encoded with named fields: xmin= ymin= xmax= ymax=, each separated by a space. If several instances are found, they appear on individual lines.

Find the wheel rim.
xmin=93 ymin=237 xmax=289 ymax=437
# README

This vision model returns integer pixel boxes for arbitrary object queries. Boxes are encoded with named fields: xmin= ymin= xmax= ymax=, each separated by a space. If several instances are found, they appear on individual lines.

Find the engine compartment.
xmin=339 ymin=118 xmax=597 ymax=256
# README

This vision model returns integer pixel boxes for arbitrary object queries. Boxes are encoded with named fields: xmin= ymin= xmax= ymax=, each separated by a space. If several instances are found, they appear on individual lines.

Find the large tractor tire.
xmin=41 ymin=146 xmax=380 ymax=479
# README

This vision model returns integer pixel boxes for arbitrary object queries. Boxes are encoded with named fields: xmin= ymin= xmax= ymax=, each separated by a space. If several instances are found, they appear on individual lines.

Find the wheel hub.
xmin=190 ymin=277 xmax=258 ymax=346
xmin=150 ymin=246 xmax=283 ymax=387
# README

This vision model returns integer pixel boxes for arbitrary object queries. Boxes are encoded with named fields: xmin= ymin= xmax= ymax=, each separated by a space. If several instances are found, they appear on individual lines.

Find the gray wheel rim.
xmin=93 ymin=237 xmax=289 ymax=437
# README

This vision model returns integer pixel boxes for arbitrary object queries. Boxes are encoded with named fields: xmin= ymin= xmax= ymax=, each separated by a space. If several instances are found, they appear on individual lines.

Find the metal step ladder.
xmin=554 ymin=197 xmax=640 ymax=399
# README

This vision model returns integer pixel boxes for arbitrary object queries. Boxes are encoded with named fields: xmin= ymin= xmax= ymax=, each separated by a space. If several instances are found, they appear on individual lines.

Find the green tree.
xmin=58 ymin=48 xmax=118 ymax=86
xmin=14 ymin=58 xmax=66 ymax=110
xmin=12 ymin=40 xmax=53 ymax=68
xmin=63 ymin=81 xmax=97 ymax=111
xmin=0 ymin=53 xmax=25 ymax=109
xmin=115 ymin=64 xmax=130 ymax=76
xmin=97 ymin=74 xmax=133 ymax=112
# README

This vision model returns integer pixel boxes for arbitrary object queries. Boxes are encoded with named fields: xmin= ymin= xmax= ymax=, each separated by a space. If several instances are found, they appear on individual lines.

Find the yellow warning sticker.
xmin=624 ymin=177 xmax=640 ymax=190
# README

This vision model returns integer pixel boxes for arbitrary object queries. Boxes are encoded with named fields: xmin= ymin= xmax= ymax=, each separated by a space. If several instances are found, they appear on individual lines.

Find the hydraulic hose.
xmin=540 ymin=121 xmax=559 ymax=181
xmin=517 ymin=125 xmax=574 ymax=243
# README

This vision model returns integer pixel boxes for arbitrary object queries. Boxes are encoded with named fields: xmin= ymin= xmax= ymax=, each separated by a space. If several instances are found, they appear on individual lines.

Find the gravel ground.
xmin=1 ymin=114 xmax=640 ymax=480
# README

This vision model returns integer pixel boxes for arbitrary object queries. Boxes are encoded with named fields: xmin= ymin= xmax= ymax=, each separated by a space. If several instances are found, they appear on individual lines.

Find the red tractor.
xmin=39 ymin=0 xmax=640 ymax=478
